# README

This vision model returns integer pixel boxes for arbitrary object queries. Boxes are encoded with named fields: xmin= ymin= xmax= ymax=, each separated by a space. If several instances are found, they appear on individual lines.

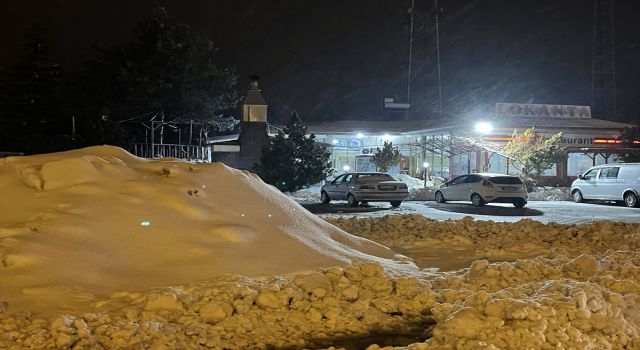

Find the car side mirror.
xmin=577 ymin=174 xmax=583 ymax=179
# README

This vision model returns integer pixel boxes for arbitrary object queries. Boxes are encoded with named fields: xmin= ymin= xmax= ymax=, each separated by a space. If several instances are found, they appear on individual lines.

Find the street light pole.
xmin=423 ymin=162 xmax=430 ymax=187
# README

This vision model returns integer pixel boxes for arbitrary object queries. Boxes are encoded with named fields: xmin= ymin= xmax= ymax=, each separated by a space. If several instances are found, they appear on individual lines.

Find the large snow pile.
xmin=1 ymin=147 xmax=639 ymax=350
xmin=2 ymin=221 xmax=639 ymax=349
xmin=0 ymin=146 xmax=411 ymax=315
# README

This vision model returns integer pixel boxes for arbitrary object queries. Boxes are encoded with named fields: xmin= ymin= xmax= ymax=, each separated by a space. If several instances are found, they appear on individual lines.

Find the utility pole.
xmin=407 ymin=0 xmax=416 ymax=105
xmin=434 ymin=0 xmax=443 ymax=120
xmin=591 ymin=0 xmax=616 ymax=121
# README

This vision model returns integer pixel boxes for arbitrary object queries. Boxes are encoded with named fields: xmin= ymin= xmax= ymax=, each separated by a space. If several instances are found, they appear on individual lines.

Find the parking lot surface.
xmin=302 ymin=200 xmax=640 ymax=224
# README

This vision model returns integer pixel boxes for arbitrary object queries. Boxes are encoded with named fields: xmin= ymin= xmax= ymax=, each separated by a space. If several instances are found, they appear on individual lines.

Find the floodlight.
xmin=475 ymin=122 xmax=493 ymax=134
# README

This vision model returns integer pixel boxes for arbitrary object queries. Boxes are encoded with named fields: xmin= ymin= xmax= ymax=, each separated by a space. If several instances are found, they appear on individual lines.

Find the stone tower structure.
xmin=237 ymin=75 xmax=271 ymax=169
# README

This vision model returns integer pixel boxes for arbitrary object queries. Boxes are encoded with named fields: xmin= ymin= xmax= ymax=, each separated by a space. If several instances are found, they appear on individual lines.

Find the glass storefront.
xmin=316 ymin=131 xmax=626 ymax=180
xmin=567 ymin=152 xmax=619 ymax=177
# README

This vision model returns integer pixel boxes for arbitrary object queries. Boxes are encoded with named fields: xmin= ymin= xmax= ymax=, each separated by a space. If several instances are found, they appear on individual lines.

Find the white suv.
xmin=434 ymin=173 xmax=528 ymax=207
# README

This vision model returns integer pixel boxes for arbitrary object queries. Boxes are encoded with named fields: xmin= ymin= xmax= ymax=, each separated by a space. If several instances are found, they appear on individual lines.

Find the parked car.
xmin=434 ymin=173 xmax=528 ymax=207
xmin=570 ymin=163 xmax=640 ymax=207
xmin=320 ymin=172 xmax=409 ymax=207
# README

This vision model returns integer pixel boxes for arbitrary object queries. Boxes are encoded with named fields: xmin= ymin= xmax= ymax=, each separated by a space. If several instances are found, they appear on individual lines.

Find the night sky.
xmin=2 ymin=0 xmax=639 ymax=124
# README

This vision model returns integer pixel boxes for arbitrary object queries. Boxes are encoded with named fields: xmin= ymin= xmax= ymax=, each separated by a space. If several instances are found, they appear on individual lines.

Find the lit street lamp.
xmin=423 ymin=162 xmax=429 ymax=187
xmin=475 ymin=121 xmax=493 ymax=134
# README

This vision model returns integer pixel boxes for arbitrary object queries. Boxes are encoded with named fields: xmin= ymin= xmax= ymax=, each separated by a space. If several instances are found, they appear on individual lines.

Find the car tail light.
xmin=359 ymin=184 xmax=375 ymax=190
xmin=482 ymin=180 xmax=494 ymax=188
xmin=399 ymin=184 xmax=408 ymax=189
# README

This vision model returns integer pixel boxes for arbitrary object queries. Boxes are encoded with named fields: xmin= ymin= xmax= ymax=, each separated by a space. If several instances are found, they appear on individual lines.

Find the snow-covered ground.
xmin=1 ymin=147 xmax=638 ymax=349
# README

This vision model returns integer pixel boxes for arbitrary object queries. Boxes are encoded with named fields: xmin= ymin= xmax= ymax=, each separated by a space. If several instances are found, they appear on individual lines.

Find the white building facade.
xmin=307 ymin=103 xmax=634 ymax=182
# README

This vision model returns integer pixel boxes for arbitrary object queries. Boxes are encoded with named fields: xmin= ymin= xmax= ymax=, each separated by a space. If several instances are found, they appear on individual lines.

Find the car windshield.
xmin=489 ymin=176 xmax=523 ymax=184
xmin=357 ymin=174 xmax=395 ymax=182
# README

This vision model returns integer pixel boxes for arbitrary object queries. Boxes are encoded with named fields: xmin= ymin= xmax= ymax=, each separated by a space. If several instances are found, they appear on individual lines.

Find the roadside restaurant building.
xmin=306 ymin=103 xmax=634 ymax=181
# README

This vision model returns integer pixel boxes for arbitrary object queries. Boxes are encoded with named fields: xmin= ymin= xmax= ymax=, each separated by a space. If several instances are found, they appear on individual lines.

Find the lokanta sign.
xmin=496 ymin=103 xmax=591 ymax=118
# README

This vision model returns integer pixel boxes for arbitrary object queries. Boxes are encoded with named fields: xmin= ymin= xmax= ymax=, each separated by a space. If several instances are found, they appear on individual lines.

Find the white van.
xmin=570 ymin=163 xmax=640 ymax=207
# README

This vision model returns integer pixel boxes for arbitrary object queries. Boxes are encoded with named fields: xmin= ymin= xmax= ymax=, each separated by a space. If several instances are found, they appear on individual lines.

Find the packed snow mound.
xmin=529 ymin=186 xmax=571 ymax=201
xmin=2 ymin=253 xmax=638 ymax=349
xmin=327 ymin=215 xmax=640 ymax=263
xmin=0 ymin=146 xmax=413 ymax=315
xmin=394 ymin=174 xmax=435 ymax=189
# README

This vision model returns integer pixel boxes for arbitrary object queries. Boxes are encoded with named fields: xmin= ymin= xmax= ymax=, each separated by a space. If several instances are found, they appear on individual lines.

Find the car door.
xmin=579 ymin=168 xmax=600 ymax=199
xmin=442 ymin=175 xmax=468 ymax=200
xmin=337 ymin=174 xmax=354 ymax=200
xmin=462 ymin=174 xmax=484 ymax=200
xmin=325 ymin=175 xmax=345 ymax=198
xmin=597 ymin=166 xmax=620 ymax=200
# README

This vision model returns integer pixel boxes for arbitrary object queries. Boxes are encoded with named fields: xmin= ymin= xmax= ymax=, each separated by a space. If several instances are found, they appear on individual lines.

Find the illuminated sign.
xmin=593 ymin=138 xmax=622 ymax=144
xmin=482 ymin=134 xmax=625 ymax=147
xmin=496 ymin=103 xmax=592 ymax=118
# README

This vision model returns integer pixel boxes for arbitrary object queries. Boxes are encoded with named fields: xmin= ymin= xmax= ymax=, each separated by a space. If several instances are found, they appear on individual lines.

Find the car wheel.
xmin=347 ymin=193 xmax=358 ymax=207
xmin=624 ymin=191 xmax=639 ymax=208
xmin=572 ymin=190 xmax=584 ymax=203
xmin=513 ymin=198 xmax=527 ymax=208
xmin=435 ymin=191 xmax=446 ymax=203
xmin=390 ymin=201 xmax=402 ymax=208
xmin=471 ymin=193 xmax=485 ymax=207
xmin=320 ymin=191 xmax=331 ymax=204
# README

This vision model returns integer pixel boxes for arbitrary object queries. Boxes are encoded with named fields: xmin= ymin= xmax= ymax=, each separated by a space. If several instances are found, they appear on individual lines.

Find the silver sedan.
xmin=320 ymin=172 xmax=409 ymax=207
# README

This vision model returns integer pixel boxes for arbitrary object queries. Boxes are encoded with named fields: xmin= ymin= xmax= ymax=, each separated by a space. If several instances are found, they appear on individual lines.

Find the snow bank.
xmin=529 ymin=186 xmax=571 ymax=201
xmin=425 ymin=250 xmax=640 ymax=349
xmin=2 ymin=147 xmax=639 ymax=350
xmin=2 ymin=249 xmax=638 ymax=349
xmin=325 ymin=215 xmax=640 ymax=349
xmin=394 ymin=174 xmax=435 ymax=189
xmin=0 ymin=262 xmax=438 ymax=350
xmin=327 ymin=215 xmax=640 ymax=261
xmin=0 ymin=146 xmax=412 ymax=315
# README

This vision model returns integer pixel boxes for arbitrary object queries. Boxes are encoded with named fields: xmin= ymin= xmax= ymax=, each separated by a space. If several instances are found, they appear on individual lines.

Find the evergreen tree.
xmin=617 ymin=126 xmax=640 ymax=162
xmin=85 ymin=7 xmax=239 ymax=127
xmin=0 ymin=24 xmax=70 ymax=154
xmin=504 ymin=128 xmax=566 ymax=177
xmin=257 ymin=113 xmax=332 ymax=192
xmin=371 ymin=141 xmax=401 ymax=172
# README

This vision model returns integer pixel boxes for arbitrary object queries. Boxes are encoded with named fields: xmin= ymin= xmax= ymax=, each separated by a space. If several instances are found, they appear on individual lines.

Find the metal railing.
xmin=131 ymin=143 xmax=210 ymax=162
